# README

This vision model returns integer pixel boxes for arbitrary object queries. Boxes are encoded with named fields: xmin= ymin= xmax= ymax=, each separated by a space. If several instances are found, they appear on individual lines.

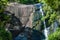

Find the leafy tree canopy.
xmin=0 ymin=0 xmax=12 ymax=40
xmin=40 ymin=0 xmax=60 ymax=27
xmin=18 ymin=0 xmax=40 ymax=4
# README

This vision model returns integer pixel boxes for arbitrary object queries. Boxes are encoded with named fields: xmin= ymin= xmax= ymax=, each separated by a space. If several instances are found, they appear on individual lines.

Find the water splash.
xmin=44 ymin=28 xmax=48 ymax=40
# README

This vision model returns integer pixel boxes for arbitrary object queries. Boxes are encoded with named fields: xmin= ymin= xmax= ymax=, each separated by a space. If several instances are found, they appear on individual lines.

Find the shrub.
xmin=48 ymin=28 xmax=60 ymax=40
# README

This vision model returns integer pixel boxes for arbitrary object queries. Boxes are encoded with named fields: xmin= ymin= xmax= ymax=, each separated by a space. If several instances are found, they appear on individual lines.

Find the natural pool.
xmin=13 ymin=27 xmax=45 ymax=40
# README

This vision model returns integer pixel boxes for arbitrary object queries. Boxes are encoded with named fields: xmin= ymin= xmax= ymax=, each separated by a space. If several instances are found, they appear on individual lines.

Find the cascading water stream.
xmin=40 ymin=4 xmax=48 ymax=40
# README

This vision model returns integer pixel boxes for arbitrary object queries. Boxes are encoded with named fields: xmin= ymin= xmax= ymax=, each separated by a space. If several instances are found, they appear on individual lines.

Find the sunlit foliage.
xmin=40 ymin=0 xmax=60 ymax=27
xmin=48 ymin=28 xmax=60 ymax=40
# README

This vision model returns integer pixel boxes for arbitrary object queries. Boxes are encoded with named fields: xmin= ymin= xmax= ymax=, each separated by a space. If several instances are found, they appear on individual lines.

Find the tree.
xmin=40 ymin=0 xmax=60 ymax=27
xmin=0 ymin=0 xmax=12 ymax=40
xmin=18 ymin=0 xmax=40 ymax=4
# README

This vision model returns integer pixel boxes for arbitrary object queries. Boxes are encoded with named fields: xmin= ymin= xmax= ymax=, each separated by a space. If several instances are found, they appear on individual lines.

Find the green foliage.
xmin=0 ymin=0 xmax=8 ymax=13
xmin=48 ymin=28 xmax=60 ymax=40
xmin=0 ymin=29 xmax=12 ymax=40
xmin=45 ymin=0 xmax=60 ymax=10
xmin=0 ymin=0 xmax=12 ymax=40
xmin=18 ymin=0 xmax=40 ymax=4
xmin=40 ymin=0 xmax=60 ymax=27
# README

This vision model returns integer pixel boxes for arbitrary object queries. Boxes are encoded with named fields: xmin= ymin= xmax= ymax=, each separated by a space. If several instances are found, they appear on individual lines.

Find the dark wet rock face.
xmin=4 ymin=11 xmax=45 ymax=40
xmin=4 ymin=11 xmax=22 ymax=27
xmin=4 ymin=11 xmax=23 ymax=38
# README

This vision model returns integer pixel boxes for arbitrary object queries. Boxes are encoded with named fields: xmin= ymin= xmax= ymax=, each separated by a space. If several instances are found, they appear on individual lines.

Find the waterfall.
xmin=40 ymin=4 xmax=48 ymax=40
xmin=34 ymin=3 xmax=48 ymax=40
xmin=39 ymin=4 xmax=58 ymax=40
xmin=52 ymin=21 xmax=58 ymax=32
